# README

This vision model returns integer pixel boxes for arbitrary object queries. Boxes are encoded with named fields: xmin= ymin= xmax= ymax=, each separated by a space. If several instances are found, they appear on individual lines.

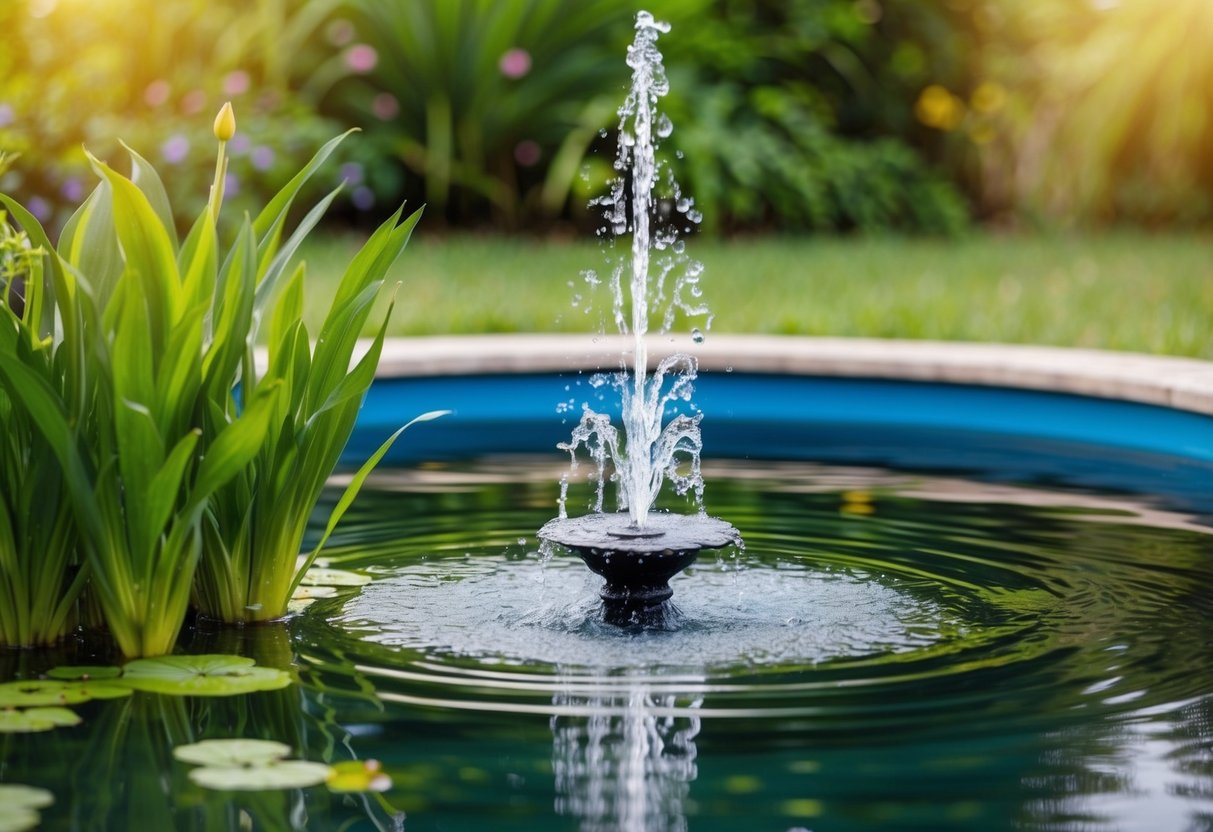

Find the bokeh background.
xmin=6 ymin=0 xmax=1212 ymax=234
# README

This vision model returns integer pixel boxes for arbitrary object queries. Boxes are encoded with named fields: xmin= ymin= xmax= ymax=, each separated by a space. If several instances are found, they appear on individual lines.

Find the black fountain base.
xmin=538 ymin=512 xmax=741 ymax=626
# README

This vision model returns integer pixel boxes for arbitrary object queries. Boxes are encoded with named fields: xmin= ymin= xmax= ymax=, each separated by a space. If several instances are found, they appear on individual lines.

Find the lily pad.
xmin=119 ymin=655 xmax=291 ymax=697
xmin=300 ymin=568 xmax=371 ymax=587
xmin=188 ymin=760 xmax=333 ymax=791
xmin=327 ymin=759 xmax=392 ymax=793
xmin=0 ymin=783 xmax=54 ymax=810
xmin=287 ymin=598 xmax=316 ymax=613
xmin=0 ymin=707 xmax=82 ymax=733
xmin=46 ymin=665 xmax=122 ymax=681
xmin=0 ymin=809 xmax=40 ymax=832
xmin=291 ymin=585 xmax=338 ymax=600
xmin=0 ymin=680 xmax=131 ymax=708
xmin=174 ymin=739 xmax=291 ymax=767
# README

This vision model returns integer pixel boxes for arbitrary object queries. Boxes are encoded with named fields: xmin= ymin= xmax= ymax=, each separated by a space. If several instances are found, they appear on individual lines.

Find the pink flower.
xmin=372 ymin=92 xmax=399 ymax=120
xmin=514 ymin=140 xmax=541 ymax=167
xmin=181 ymin=90 xmax=207 ymax=115
xmin=223 ymin=70 xmax=251 ymax=97
xmin=499 ymin=48 xmax=531 ymax=79
xmin=345 ymin=44 xmax=379 ymax=74
xmin=144 ymin=80 xmax=170 ymax=107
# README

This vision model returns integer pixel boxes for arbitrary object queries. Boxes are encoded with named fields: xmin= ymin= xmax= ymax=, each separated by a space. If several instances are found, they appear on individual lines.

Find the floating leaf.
xmin=0 ymin=707 xmax=82 ymax=733
xmin=45 ymin=665 xmax=123 ymax=681
xmin=119 ymin=654 xmax=291 ymax=696
xmin=174 ymin=739 xmax=291 ymax=767
xmin=300 ymin=568 xmax=371 ymax=587
xmin=0 ymin=784 xmax=53 ymax=830
xmin=0 ymin=809 xmax=40 ymax=832
xmin=0 ymin=784 xmax=53 ymax=811
xmin=287 ymin=598 xmax=316 ymax=613
xmin=327 ymin=759 xmax=392 ymax=793
xmin=291 ymin=586 xmax=338 ymax=600
xmin=188 ymin=760 xmax=333 ymax=791
xmin=0 ymin=680 xmax=131 ymax=708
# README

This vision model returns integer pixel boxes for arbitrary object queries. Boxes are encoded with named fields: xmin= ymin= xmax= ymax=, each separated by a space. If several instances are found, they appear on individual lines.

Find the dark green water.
xmin=4 ymin=457 xmax=1213 ymax=831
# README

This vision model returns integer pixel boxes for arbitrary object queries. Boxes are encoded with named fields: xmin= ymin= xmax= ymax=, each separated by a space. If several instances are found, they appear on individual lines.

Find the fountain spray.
xmin=539 ymin=11 xmax=740 ymax=626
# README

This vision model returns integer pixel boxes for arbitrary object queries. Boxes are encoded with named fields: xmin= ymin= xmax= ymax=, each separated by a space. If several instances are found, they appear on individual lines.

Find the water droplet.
xmin=691 ymin=328 xmax=705 ymax=344
xmin=656 ymin=113 xmax=673 ymax=138
xmin=725 ymin=365 xmax=734 ymax=373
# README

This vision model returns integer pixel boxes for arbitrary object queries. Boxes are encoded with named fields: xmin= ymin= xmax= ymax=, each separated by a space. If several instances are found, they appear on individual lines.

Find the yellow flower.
xmin=970 ymin=81 xmax=1007 ymax=115
xmin=915 ymin=85 xmax=964 ymax=131
xmin=213 ymin=101 xmax=236 ymax=142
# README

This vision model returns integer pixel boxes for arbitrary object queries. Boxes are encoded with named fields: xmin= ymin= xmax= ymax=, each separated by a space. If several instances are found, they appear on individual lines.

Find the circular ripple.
xmin=295 ymin=458 xmax=1213 ymax=723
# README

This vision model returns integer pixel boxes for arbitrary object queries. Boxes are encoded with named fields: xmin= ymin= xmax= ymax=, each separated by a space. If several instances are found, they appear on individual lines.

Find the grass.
xmin=300 ymin=230 xmax=1213 ymax=358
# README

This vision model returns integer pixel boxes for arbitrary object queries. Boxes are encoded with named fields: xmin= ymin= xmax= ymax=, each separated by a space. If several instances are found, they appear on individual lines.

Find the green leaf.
xmin=0 ymin=679 xmax=131 ymax=707
xmin=0 ymin=784 xmax=53 ymax=810
xmin=86 ymin=151 xmax=182 ymax=345
xmin=173 ymin=739 xmax=291 ymax=767
xmin=299 ymin=568 xmax=371 ymax=587
xmin=190 ymin=385 xmax=281 ymax=508
xmin=252 ymin=130 xmax=356 ymax=240
xmin=121 ymin=140 xmax=179 ymax=249
xmin=188 ymin=760 xmax=332 ymax=791
xmin=45 ymin=666 xmax=123 ymax=681
xmin=0 ymin=784 xmax=52 ymax=832
xmin=118 ymin=654 xmax=291 ymax=696
xmin=0 ymin=809 xmax=40 ymax=832
xmin=0 ymin=707 xmax=82 ymax=733
xmin=291 ymin=410 xmax=449 ymax=593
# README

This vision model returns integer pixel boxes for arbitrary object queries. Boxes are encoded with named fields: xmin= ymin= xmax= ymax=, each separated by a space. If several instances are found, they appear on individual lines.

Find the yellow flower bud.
xmin=213 ymin=101 xmax=236 ymax=142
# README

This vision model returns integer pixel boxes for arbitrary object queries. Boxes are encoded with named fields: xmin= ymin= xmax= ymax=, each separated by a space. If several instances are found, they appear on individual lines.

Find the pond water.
xmin=7 ymin=439 xmax=1212 ymax=832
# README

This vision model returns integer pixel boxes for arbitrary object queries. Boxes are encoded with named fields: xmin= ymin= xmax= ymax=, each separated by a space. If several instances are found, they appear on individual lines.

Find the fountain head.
xmin=539 ymin=513 xmax=740 ymax=626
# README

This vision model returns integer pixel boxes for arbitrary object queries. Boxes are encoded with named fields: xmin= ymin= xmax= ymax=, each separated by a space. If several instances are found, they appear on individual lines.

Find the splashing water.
xmin=560 ymin=11 xmax=711 ymax=528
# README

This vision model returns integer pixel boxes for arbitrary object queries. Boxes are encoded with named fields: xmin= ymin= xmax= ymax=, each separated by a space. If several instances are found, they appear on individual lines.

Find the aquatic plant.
xmin=0 ymin=103 xmax=433 ymax=653
xmin=0 ymin=214 xmax=85 ymax=649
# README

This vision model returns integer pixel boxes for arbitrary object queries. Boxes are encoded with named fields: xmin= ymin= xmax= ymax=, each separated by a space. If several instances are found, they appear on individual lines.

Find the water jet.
xmin=537 ymin=11 xmax=740 ymax=617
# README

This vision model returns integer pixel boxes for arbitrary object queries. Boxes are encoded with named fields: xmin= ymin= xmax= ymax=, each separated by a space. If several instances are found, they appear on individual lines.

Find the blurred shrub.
xmin=331 ymin=0 xmax=629 ymax=227
xmin=331 ymin=0 xmax=969 ymax=233
xmin=652 ymin=0 xmax=969 ymax=233
xmin=0 ymin=0 xmax=389 ymax=233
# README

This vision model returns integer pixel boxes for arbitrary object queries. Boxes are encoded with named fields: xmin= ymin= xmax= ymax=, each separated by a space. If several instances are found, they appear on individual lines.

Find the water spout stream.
xmin=560 ymin=11 xmax=708 ymax=528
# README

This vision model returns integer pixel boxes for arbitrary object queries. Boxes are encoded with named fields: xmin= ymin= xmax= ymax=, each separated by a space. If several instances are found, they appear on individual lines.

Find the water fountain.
xmin=537 ymin=11 xmax=740 ymax=626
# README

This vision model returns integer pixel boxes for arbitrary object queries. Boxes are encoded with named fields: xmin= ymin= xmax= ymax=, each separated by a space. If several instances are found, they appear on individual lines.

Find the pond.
xmin=5 ymin=387 xmax=1213 ymax=831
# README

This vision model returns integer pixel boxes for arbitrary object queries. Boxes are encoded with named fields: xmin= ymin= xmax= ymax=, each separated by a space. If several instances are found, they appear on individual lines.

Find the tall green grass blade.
xmin=290 ymin=410 xmax=450 ymax=595
xmin=120 ymin=141 xmax=179 ymax=250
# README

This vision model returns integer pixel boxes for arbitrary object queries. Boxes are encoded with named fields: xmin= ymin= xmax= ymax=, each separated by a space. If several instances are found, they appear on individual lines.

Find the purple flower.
xmin=351 ymin=186 xmax=375 ymax=211
xmin=60 ymin=178 xmax=85 ymax=202
xmin=161 ymin=134 xmax=190 ymax=165
xmin=499 ymin=48 xmax=531 ymax=79
xmin=339 ymin=162 xmax=364 ymax=185
xmin=229 ymin=134 xmax=252 ymax=155
xmin=0 ymin=103 xmax=13 ymax=128
xmin=344 ymin=44 xmax=378 ymax=74
xmin=251 ymin=146 xmax=275 ymax=171
xmin=223 ymin=172 xmax=240 ymax=199
xmin=27 ymin=196 xmax=50 ymax=222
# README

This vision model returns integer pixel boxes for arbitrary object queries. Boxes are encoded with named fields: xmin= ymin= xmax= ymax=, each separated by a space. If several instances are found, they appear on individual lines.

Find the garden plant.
xmin=0 ymin=104 xmax=437 ymax=656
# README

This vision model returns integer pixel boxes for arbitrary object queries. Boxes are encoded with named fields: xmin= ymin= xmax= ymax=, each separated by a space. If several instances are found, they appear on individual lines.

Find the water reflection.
xmin=552 ymin=675 xmax=702 ymax=832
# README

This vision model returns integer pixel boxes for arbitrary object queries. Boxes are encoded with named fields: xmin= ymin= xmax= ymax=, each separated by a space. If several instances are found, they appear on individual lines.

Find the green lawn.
xmin=299 ymin=231 xmax=1213 ymax=358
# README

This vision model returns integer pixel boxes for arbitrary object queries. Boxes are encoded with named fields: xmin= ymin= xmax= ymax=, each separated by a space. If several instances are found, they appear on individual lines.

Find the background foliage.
xmin=2 ymin=0 xmax=1210 ymax=232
